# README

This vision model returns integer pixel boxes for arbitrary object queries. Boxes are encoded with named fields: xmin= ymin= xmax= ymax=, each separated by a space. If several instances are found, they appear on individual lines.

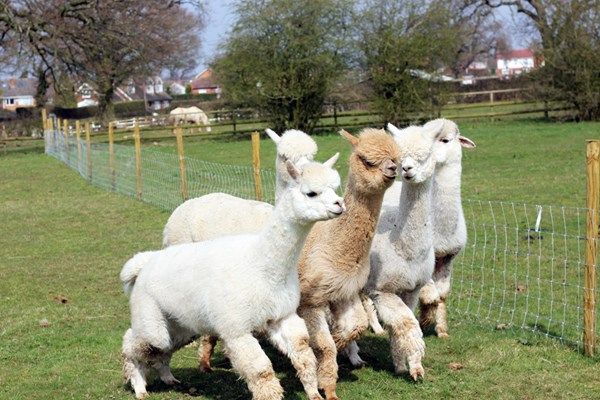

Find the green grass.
xmin=1 ymin=119 xmax=600 ymax=399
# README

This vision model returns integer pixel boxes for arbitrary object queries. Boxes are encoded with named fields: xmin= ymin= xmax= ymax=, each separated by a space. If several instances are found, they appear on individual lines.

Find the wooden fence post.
xmin=175 ymin=127 xmax=189 ymax=201
xmin=134 ymin=120 xmax=142 ymax=200
xmin=75 ymin=120 xmax=81 ymax=170
xmin=41 ymin=108 xmax=47 ymax=131
xmin=251 ymin=131 xmax=263 ymax=201
xmin=63 ymin=119 xmax=70 ymax=164
xmin=584 ymin=139 xmax=599 ymax=357
xmin=85 ymin=121 xmax=92 ymax=180
xmin=108 ymin=122 xmax=116 ymax=191
xmin=333 ymin=101 xmax=338 ymax=130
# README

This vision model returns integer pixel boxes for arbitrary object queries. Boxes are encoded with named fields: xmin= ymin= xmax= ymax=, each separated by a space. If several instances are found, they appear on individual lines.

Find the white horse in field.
xmin=170 ymin=107 xmax=212 ymax=132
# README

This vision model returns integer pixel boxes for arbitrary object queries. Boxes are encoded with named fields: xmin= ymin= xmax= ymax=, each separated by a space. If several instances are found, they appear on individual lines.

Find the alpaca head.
xmin=284 ymin=154 xmax=345 ymax=224
xmin=387 ymin=121 xmax=445 ymax=184
xmin=423 ymin=119 xmax=476 ymax=166
xmin=339 ymin=128 xmax=400 ymax=194
xmin=266 ymin=129 xmax=318 ymax=200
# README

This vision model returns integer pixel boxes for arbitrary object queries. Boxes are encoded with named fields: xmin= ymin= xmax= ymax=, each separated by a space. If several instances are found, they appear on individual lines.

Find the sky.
xmin=197 ymin=0 xmax=235 ymax=72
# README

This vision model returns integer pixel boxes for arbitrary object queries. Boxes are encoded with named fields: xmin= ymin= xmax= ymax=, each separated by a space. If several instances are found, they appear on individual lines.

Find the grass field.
xmin=1 ymin=119 xmax=599 ymax=399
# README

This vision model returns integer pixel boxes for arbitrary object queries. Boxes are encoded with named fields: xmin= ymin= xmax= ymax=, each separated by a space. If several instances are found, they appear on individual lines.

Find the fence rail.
xmin=42 ymin=118 xmax=598 ymax=355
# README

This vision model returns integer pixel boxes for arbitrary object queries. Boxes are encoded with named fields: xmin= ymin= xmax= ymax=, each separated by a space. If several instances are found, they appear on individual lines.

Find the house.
xmin=496 ymin=49 xmax=538 ymax=77
xmin=75 ymin=82 xmax=99 ymax=108
xmin=190 ymin=69 xmax=221 ymax=97
xmin=75 ymin=76 xmax=172 ymax=110
xmin=166 ymin=81 xmax=187 ymax=95
xmin=0 ymin=78 xmax=37 ymax=111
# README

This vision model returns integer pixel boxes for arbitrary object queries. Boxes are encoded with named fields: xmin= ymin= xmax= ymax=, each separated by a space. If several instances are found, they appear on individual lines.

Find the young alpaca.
xmin=297 ymin=128 xmax=400 ymax=400
xmin=162 ymin=128 xmax=317 ymax=246
xmin=121 ymin=158 xmax=344 ymax=400
xmin=358 ymin=121 xmax=445 ymax=380
xmin=416 ymin=119 xmax=475 ymax=338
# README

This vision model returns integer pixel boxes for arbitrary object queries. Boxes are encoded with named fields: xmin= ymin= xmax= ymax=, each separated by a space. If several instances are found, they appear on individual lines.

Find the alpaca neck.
xmin=274 ymin=177 xmax=285 ymax=204
xmin=327 ymin=174 xmax=385 ymax=269
xmin=390 ymin=178 xmax=434 ymax=257
xmin=433 ymin=161 xmax=462 ymax=226
xmin=256 ymin=192 xmax=313 ymax=284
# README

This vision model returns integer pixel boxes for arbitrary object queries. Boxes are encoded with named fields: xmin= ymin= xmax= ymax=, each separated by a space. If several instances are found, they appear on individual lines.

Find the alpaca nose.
xmin=388 ymin=163 xmax=397 ymax=172
xmin=402 ymin=165 xmax=413 ymax=172
xmin=334 ymin=199 xmax=346 ymax=212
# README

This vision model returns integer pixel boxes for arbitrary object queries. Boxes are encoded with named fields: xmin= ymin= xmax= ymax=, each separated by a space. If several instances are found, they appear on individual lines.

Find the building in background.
xmin=190 ymin=69 xmax=221 ymax=97
xmin=75 ymin=76 xmax=172 ymax=110
xmin=0 ymin=78 xmax=37 ymax=111
xmin=496 ymin=49 xmax=538 ymax=77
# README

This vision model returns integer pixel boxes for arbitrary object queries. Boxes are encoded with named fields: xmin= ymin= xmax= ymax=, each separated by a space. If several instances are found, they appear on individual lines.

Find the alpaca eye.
xmin=360 ymin=156 xmax=375 ymax=167
xmin=306 ymin=191 xmax=318 ymax=198
xmin=441 ymin=138 xmax=450 ymax=143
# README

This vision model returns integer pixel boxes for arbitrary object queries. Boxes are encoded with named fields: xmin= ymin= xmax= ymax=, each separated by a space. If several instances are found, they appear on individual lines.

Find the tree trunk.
xmin=97 ymin=85 xmax=115 ymax=124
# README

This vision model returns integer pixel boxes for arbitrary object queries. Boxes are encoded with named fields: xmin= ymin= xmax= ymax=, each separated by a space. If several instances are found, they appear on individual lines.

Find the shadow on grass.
xmin=121 ymin=335 xmax=422 ymax=399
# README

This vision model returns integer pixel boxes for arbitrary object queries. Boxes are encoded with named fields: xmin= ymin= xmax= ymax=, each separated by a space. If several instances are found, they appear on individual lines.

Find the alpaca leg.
xmin=154 ymin=352 xmax=180 ymax=385
xmin=418 ymin=280 xmax=440 ymax=331
xmin=198 ymin=335 xmax=218 ymax=372
xmin=222 ymin=334 xmax=283 ymax=400
xmin=432 ymin=254 xmax=454 ymax=338
xmin=330 ymin=296 xmax=369 ymax=350
xmin=298 ymin=306 xmax=339 ymax=400
xmin=435 ymin=299 xmax=449 ymax=338
xmin=341 ymin=340 xmax=364 ymax=368
xmin=267 ymin=314 xmax=323 ymax=400
xmin=122 ymin=329 xmax=149 ymax=399
xmin=361 ymin=292 xmax=385 ymax=335
xmin=371 ymin=291 xmax=425 ymax=380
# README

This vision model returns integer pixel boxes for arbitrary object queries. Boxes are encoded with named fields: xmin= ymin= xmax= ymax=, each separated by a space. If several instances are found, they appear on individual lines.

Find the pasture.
xmin=1 ymin=119 xmax=599 ymax=399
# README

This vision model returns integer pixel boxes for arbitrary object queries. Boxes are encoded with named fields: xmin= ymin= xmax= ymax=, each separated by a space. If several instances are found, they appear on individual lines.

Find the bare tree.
xmin=1 ymin=0 xmax=205 ymax=119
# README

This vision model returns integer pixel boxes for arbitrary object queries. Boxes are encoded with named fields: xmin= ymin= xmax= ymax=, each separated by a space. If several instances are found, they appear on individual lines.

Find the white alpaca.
xmin=170 ymin=106 xmax=212 ymax=132
xmin=162 ymin=128 xmax=317 ymax=246
xmin=417 ymin=119 xmax=475 ymax=337
xmin=121 ymin=157 xmax=345 ymax=400
xmin=354 ymin=121 xmax=445 ymax=380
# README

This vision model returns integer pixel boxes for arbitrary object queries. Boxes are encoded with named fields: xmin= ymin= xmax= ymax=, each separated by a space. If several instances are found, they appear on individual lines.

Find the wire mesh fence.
xmin=44 ymin=125 xmax=598 ymax=354
xmin=454 ymin=200 xmax=598 ymax=351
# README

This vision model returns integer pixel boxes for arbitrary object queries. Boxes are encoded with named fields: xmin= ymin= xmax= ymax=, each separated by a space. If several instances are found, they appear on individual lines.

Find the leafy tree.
xmin=212 ymin=0 xmax=353 ymax=132
xmin=483 ymin=0 xmax=600 ymax=121
xmin=356 ymin=0 xmax=463 ymax=125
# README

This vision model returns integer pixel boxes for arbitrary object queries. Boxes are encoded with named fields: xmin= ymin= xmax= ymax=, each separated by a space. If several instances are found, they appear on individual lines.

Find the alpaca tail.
xmin=120 ymin=251 xmax=155 ymax=295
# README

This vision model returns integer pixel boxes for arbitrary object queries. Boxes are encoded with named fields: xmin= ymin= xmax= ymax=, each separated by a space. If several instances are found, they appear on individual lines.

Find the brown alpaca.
xmin=297 ymin=128 xmax=400 ymax=400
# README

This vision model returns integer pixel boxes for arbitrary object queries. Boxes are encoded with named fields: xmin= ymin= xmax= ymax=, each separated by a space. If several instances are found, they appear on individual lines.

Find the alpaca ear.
xmin=323 ymin=152 xmax=339 ymax=168
xmin=265 ymin=128 xmax=281 ymax=144
xmin=424 ymin=119 xmax=445 ymax=141
xmin=458 ymin=135 xmax=476 ymax=148
xmin=386 ymin=123 xmax=403 ymax=138
xmin=285 ymin=160 xmax=301 ymax=182
xmin=339 ymin=129 xmax=359 ymax=147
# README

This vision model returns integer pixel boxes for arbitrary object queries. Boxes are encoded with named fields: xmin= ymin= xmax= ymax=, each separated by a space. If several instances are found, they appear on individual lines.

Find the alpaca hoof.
xmin=324 ymin=386 xmax=339 ymax=400
xmin=348 ymin=352 xmax=366 ymax=368
xmin=162 ymin=376 xmax=180 ymax=385
xmin=372 ymin=326 xmax=386 ymax=335
xmin=310 ymin=395 xmax=325 ymax=400
xmin=135 ymin=391 xmax=148 ymax=400
xmin=437 ymin=331 xmax=449 ymax=339
xmin=410 ymin=365 xmax=425 ymax=381
xmin=199 ymin=363 xmax=213 ymax=373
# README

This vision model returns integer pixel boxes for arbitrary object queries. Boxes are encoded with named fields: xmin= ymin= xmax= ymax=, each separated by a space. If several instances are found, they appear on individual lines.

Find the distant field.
xmin=1 ymin=147 xmax=599 ymax=400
